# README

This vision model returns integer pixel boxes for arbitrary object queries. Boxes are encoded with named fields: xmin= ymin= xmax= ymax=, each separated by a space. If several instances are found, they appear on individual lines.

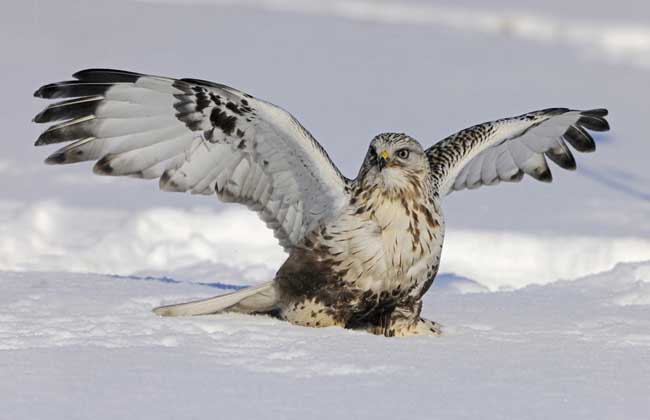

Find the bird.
xmin=33 ymin=69 xmax=610 ymax=337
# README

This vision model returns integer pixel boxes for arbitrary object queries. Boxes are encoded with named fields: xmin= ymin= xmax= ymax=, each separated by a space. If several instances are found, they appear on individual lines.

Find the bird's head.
xmin=358 ymin=133 xmax=431 ymax=194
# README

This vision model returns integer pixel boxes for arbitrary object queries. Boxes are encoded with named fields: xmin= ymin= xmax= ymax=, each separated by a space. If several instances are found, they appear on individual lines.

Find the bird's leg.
xmin=366 ymin=303 xmax=442 ymax=337
xmin=407 ymin=317 xmax=443 ymax=336
xmin=281 ymin=298 xmax=346 ymax=329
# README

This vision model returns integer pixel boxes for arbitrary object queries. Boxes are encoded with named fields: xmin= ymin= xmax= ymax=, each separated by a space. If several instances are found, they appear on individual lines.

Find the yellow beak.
xmin=379 ymin=150 xmax=389 ymax=160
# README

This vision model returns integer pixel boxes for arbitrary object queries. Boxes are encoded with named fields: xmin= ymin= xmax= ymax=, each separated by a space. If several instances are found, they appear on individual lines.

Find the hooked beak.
xmin=378 ymin=150 xmax=389 ymax=170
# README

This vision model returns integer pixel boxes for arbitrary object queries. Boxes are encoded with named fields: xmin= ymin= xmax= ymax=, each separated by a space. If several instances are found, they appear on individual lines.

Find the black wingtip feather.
xmin=578 ymin=115 xmax=610 ymax=132
xmin=34 ymin=69 xmax=142 ymax=98
xmin=582 ymin=108 xmax=608 ymax=117
xmin=32 ymin=96 xmax=102 ymax=123
xmin=33 ymin=81 xmax=114 ymax=99
xmin=44 ymin=152 xmax=66 ymax=165
xmin=93 ymin=156 xmax=114 ymax=175
xmin=35 ymin=133 xmax=56 ymax=146
xmin=524 ymin=158 xmax=553 ymax=182
xmin=545 ymin=147 xmax=577 ymax=171
xmin=73 ymin=68 xmax=143 ymax=83
xmin=35 ymin=116 xmax=95 ymax=145
xmin=534 ymin=166 xmax=553 ymax=183
xmin=564 ymin=126 xmax=596 ymax=152
xmin=34 ymin=83 xmax=58 ymax=98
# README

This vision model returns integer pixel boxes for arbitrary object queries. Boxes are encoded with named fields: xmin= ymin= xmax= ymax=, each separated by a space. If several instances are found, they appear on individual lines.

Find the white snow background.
xmin=1 ymin=0 xmax=650 ymax=419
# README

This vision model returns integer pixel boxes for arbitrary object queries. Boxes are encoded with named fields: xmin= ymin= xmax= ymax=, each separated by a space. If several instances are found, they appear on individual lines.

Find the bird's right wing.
xmin=33 ymin=69 xmax=350 ymax=250
xmin=426 ymin=108 xmax=609 ymax=196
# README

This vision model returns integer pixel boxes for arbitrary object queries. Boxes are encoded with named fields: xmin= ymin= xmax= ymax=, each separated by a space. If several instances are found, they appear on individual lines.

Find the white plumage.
xmin=35 ymin=69 xmax=349 ymax=251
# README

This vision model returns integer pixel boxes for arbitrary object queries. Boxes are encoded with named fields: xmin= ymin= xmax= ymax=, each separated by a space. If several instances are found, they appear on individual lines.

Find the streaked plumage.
xmin=33 ymin=69 xmax=610 ymax=337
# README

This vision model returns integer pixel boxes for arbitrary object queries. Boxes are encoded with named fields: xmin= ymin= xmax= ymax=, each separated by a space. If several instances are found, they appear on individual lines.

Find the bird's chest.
xmin=325 ymin=195 xmax=444 ymax=296
xmin=371 ymin=199 xmax=442 ymax=290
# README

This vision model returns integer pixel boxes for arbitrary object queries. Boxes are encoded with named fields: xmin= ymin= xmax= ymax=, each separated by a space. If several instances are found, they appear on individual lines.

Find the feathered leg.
xmin=280 ymin=298 xmax=346 ymax=329
xmin=366 ymin=304 xmax=442 ymax=337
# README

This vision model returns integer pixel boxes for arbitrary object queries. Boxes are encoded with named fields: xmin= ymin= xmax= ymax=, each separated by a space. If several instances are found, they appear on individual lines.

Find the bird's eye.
xmin=396 ymin=149 xmax=410 ymax=159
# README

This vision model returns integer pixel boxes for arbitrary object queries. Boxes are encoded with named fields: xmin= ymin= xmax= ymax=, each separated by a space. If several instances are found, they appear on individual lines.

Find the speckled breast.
xmin=275 ymin=195 xmax=445 ymax=327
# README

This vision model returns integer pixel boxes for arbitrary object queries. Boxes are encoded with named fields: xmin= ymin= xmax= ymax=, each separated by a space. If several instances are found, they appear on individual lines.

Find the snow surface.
xmin=2 ymin=262 xmax=650 ymax=419
xmin=2 ymin=0 xmax=650 ymax=418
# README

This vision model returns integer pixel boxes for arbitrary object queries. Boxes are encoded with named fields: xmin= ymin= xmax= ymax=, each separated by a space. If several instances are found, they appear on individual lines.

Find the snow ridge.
xmin=140 ymin=0 xmax=650 ymax=69
xmin=2 ymin=201 xmax=649 ymax=290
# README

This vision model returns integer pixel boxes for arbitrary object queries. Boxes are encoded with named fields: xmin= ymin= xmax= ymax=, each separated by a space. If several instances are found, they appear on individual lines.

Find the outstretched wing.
xmin=33 ymin=69 xmax=350 ymax=250
xmin=426 ymin=108 xmax=609 ymax=196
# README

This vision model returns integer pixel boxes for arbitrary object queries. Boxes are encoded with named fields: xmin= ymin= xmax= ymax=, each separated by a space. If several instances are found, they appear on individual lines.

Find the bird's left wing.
xmin=426 ymin=108 xmax=609 ymax=196
xmin=33 ymin=69 xmax=350 ymax=250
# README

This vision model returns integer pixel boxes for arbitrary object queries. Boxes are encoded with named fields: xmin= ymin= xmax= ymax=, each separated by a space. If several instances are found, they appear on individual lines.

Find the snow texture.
xmin=2 ymin=201 xmax=650 ymax=291
xmin=2 ymin=262 xmax=649 ymax=419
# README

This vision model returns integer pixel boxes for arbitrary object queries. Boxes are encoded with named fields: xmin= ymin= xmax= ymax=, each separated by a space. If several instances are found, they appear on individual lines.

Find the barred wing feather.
xmin=33 ymin=69 xmax=350 ymax=250
xmin=426 ymin=108 xmax=609 ymax=196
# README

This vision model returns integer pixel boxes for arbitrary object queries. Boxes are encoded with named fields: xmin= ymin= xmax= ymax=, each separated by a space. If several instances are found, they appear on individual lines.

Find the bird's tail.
xmin=152 ymin=280 xmax=278 ymax=317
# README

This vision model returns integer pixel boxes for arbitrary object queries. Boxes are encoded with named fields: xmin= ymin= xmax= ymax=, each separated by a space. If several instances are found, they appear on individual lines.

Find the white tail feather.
xmin=152 ymin=281 xmax=277 ymax=317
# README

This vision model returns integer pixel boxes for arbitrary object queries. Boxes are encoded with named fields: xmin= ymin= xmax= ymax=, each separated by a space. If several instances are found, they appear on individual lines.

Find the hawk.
xmin=33 ymin=69 xmax=609 ymax=337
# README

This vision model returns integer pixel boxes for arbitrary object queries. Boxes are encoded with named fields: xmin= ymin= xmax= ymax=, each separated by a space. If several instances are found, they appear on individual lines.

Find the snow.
xmin=143 ymin=0 xmax=650 ymax=69
xmin=2 ymin=0 xmax=650 ymax=418
xmin=2 ymin=262 xmax=650 ymax=419
xmin=2 ymin=201 xmax=650 ymax=290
